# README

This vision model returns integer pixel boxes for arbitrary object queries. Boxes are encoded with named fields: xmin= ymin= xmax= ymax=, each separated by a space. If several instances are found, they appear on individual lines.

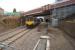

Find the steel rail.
xmin=0 ymin=28 xmax=26 ymax=42
xmin=0 ymin=26 xmax=25 ymax=37
xmin=0 ymin=29 xmax=31 ymax=50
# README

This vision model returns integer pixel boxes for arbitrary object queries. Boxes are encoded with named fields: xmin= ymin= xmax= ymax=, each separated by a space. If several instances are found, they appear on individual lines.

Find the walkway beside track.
xmin=48 ymin=26 xmax=75 ymax=50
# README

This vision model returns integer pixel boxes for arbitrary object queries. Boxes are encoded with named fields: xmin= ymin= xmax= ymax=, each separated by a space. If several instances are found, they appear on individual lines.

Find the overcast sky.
xmin=0 ymin=0 xmax=55 ymax=12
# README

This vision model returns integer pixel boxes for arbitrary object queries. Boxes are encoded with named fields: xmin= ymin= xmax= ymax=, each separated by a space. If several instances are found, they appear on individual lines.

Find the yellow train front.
xmin=25 ymin=17 xmax=38 ymax=28
xmin=26 ymin=21 xmax=34 ymax=28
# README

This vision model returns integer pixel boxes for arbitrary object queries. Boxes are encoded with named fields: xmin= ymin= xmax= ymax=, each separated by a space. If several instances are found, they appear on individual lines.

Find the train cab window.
xmin=26 ymin=17 xmax=34 ymax=21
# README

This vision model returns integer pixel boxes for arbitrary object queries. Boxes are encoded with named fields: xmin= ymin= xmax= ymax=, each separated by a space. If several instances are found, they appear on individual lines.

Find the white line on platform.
xmin=46 ymin=39 xmax=50 ymax=50
xmin=33 ymin=39 xmax=41 ymax=50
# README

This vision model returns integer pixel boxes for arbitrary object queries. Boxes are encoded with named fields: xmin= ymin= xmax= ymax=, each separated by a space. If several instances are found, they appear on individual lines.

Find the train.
xmin=25 ymin=16 xmax=46 ymax=28
xmin=19 ymin=16 xmax=44 ymax=28
xmin=25 ymin=16 xmax=37 ymax=28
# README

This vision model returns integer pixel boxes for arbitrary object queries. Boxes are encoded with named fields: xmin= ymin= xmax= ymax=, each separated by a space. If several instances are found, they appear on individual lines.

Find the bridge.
xmin=24 ymin=0 xmax=75 ymax=19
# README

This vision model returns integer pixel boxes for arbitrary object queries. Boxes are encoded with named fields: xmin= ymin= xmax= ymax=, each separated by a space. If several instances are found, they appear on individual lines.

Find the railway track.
xmin=0 ymin=28 xmax=32 ymax=45
xmin=0 ymin=26 xmax=39 ymax=50
xmin=0 ymin=28 xmax=26 ymax=42
xmin=0 ymin=26 xmax=25 ymax=37
xmin=10 ymin=27 xmax=40 ymax=50
xmin=3 ymin=29 xmax=31 ymax=45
